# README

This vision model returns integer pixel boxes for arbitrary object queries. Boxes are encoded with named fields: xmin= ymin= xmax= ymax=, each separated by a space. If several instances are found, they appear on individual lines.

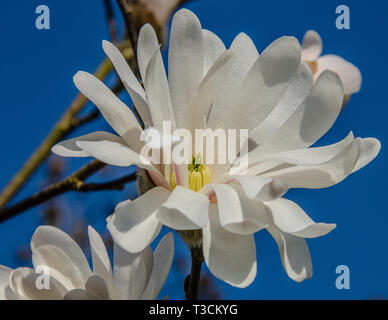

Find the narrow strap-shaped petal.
xmin=88 ymin=226 xmax=116 ymax=299
xmin=203 ymin=29 xmax=226 ymax=75
xmin=211 ymin=36 xmax=301 ymax=133
xmin=263 ymin=138 xmax=361 ymax=189
xmin=256 ymin=70 xmax=344 ymax=155
xmin=181 ymin=50 xmax=236 ymax=132
xmin=75 ymin=139 xmax=153 ymax=168
xmin=208 ymin=32 xmax=259 ymax=131
xmin=102 ymin=40 xmax=152 ymax=126
xmin=246 ymin=131 xmax=354 ymax=170
xmin=137 ymin=24 xmax=160 ymax=83
xmin=51 ymin=131 xmax=125 ymax=158
xmin=168 ymin=9 xmax=204 ymax=126
xmin=113 ymin=247 xmax=147 ymax=300
xmin=203 ymin=204 xmax=257 ymax=288
xmin=266 ymin=225 xmax=313 ymax=282
xmin=141 ymin=233 xmax=174 ymax=300
xmin=144 ymin=47 xmax=176 ymax=131
xmin=265 ymin=198 xmax=336 ymax=238
xmin=249 ymin=62 xmax=313 ymax=145
xmin=73 ymin=71 xmax=142 ymax=150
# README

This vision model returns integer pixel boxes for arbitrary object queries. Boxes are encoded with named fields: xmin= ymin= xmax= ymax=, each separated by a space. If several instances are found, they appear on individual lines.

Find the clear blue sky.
xmin=0 ymin=0 xmax=387 ymax=299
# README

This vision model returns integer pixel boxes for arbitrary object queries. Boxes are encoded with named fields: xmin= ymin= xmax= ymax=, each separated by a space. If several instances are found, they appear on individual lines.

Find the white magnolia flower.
xmin=301 ymin=30 xmax=362 ymax=96
xmin=52 ymin=9 xmax=380 ymax=287
xmin=0 ymin=226 xmax=174 ymax=300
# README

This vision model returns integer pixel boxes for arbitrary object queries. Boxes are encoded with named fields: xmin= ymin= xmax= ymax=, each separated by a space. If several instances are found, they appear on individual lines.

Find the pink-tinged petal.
xmin=316 ymin=54 xmax=362 ymax=94
xmin=301 ymin=30 xmax=322 ymax=61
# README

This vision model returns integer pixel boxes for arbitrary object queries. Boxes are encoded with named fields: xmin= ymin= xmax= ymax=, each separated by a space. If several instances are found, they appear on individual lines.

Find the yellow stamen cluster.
xmin=170 ymin=155 xmax=211 ymax=192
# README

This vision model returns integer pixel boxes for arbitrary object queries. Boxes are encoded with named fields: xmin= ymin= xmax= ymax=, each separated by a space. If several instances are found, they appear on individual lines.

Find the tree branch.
xmin=0 ymin=160 xmax=136 ymax=223
xmin=184 ymin=246 xmax=204 ymax=300
xmin=0 ymin=44 xmax=133 ymax=210
xmin=117 ymin=0 xmax=138 ymax=58
xmin=103 ymin=0 xmax=119 ymax=42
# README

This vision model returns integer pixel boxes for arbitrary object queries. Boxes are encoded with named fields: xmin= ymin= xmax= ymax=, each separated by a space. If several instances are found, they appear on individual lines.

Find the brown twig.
xmin=117 ymin=0 xmax=139 ymax=58
xmin=0 ymin=44 xmax=133 ymax=210
xmin=0 ymin=160 xmax=136 ymax=223
xmin=184 ymin=246 xmax=204 ymax=300
xmin=103 ymin=0 xmax=119 ymax=42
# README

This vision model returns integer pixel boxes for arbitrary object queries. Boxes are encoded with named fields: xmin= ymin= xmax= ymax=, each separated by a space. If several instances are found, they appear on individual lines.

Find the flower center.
xmin=170 ymin=154 xmax=211 ymax=192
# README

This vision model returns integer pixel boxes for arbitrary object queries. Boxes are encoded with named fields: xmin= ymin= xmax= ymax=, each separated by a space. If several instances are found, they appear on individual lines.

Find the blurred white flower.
xmin=301 ymin=30 xmax=362 ymax=96
xmin=51 ymin=9 xmax=380 ymax=287
xmin=0 ymin=226 xmax=174 ymax=300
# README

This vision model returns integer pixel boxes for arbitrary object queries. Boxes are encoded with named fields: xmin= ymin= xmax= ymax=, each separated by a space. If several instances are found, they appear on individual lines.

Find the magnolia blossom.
xmin=301 ymin=30 xmax=362 ymax=96
xmin=0 ymin=226 xmax=174 ymax=300
xmin=52 ymin=9 xmax=380 ymax=287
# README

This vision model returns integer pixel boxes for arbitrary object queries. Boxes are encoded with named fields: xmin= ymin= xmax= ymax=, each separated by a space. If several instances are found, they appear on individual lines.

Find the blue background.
xmin=0 ymin=0 xmax=386 ymax=299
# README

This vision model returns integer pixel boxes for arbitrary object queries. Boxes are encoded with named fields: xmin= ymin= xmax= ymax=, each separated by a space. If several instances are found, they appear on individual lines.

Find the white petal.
xmin=264 ymin=138 xmax=361 ymax=188
xmin=144 ymin=47 xmax=176 ymax=131
xmin=102 ymin=40 xmax=152 ymax=125
xmin=64 ymin=289 xmax=98 ymax=300
xmin=301 ymin=30 xmax=322 ymax=61
xmin=140 ymin=247 xmax=154 ymax=287
xmin=137 ymin=24 xmax=160 ymax=84
xmin=157 ymin=186 xmax=209 ymax=230
xmin=32 ymin=244 xmax=87 ymax=290
xmin=203 ymin=204 xmax=257 ymax=288
xmin=51 ymin=131 xmax=126 ymax=158
xmin=75 ymin=139 xmax=152 ymax=168
xmin=168 ymin=9 xmax=204 ymax=126
xmin=84 ymin=275 xmax=111 ymax=299
xmin=113 ymin=245 xmax=147 ymax=300
xmin=257 ymin=70 xmax=344 ymax=155
xmin=249 ymin=62 xmax=313 ymax=145
xmin=265 ymin=199 xmax=336 ymax=238
xmin=266 ymin=225 xmax=312 ymax=282
xmin=247 ymin=132 xmax=354 ymax=169
xmin=0 ymin=266 xmax=11 ymax=300
xmin=208 ymin=32 xmax=259 ymax=130
xmin=16 ymin=272 xmax=67 ymax=300
xmin=88 ymin=226 xmax=115 ymax=298
xmin=204 ymin=184 xmax=268 ymax=235
xmin=31 ymin=226 xmax=91 ymax=283
xmin=73 ymin=71 xmax=142 ymax=150
xmin=316 ymin=54 xmax=362 ymax=94
xmin=230 ymin=176 xmax=288 ymax=202
xmin=351 ymin=138 xmax=381 ymax=173
xmin=203 ymin=29 xmax=226 ymax=74
xmin=181 ymin=50 xmax=236 ymax=132
xmin=141 ymin=233 xmax=174 ymax=300
xmin=107 ymin=187 xmax=169 ymax=253
xmin=213 ymin=36 xmax=301 ymax=132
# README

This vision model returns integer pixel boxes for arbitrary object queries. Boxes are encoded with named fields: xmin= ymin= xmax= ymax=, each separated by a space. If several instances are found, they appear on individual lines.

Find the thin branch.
xmin=0 ymin=44 xmax=133 ymax=210
xmin=103 ymin=0 xmax=119 ymax=42
xmin=185 ymin=247 xmax=204 ymax=300
xmin=117 ymin=0 xmax=138 ymax=58
xmin=0 ymin=160 xmax=136 ymax=223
